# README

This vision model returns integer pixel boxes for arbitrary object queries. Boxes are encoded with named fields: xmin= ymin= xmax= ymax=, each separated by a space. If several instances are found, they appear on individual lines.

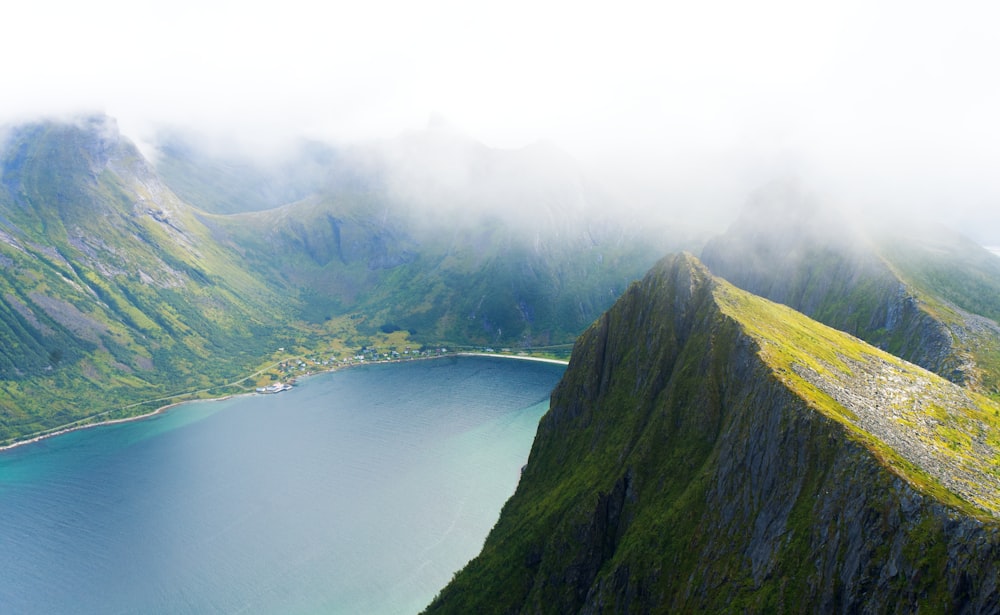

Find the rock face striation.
xmin=425 ymin=253 xmax=1000 ymax=614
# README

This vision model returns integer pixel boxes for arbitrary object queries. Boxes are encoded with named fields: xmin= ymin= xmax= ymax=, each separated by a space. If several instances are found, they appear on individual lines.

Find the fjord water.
xmin=0 ymin=356 xmax=564 ymax=614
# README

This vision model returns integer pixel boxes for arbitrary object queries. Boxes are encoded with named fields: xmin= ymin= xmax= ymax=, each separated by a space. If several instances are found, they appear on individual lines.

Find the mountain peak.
xmin=427 ymin=253 xmax=1000 ymax=613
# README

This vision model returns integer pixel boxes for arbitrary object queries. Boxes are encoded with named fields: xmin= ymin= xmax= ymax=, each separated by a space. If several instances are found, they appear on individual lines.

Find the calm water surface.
xmin=0 ymin=356 xmax=565 ymax=614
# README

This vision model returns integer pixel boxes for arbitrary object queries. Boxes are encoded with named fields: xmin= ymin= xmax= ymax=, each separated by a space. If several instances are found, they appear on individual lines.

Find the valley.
xmin=3 ymin=115 xmax=1000 ymax=613
xmin=0 ymin=115 xmax=676 ymax=444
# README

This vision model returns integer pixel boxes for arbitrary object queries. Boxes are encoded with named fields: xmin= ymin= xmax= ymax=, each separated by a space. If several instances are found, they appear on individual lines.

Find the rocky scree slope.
xmin=425 ymin=253 xmax=1000 ymax=614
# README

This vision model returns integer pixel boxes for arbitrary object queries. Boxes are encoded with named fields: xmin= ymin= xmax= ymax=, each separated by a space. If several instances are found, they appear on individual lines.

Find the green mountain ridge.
xmin=426 ymin=254 xmax=1000 ymax=613
xmin=204 ymin=192 xmax=659 ymax=346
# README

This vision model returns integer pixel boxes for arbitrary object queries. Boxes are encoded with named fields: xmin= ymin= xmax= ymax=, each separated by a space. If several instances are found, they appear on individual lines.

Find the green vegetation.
xmin=426 ymin=254 xmax=1000 ymax=614
xmin=201 ymin=185 xmax=666 ymax=351
xmin=0 ymin=118 xmax=304 ymax=442
xmin=0 ymin=116 xmax=663 ymax=444
xmin=715 ymin=278 xmax=1000 ymax=518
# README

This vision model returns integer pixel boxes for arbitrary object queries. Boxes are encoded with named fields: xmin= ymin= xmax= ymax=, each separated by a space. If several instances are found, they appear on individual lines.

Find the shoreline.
xmin=0 ymin=393 xmax=254 ymax=454
xmin=0 ymin=352 xmax=568 ymax=454
xmin=455 ymin=352 xmax=569 ymax=365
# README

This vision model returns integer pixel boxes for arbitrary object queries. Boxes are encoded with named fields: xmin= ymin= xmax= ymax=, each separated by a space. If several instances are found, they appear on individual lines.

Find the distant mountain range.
xmin=0 ymin=115 xmax=680 ymax=442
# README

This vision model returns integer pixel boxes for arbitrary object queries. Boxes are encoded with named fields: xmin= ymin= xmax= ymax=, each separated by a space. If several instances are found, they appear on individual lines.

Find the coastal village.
xmin=254 ymin=345 xmax=456 ymax=394
xmin=252 ymin=343 xmax=567 ymax=395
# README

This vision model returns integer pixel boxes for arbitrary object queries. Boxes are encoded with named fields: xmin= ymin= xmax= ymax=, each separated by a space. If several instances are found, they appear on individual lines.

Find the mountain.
xmin=152 ymin=130 xmax=349 ymax=214
xmin=0 ymin=115 xmax=681 ymax=443
xmin=7 ymin=116 xmax=1000 ymax=608
xmin=202 ymin=193 xmax=662 ymax=347
xmin=425 ymin=254 xmax=1000 ymax=613
xmin=0 ymin=116 xmax=300 ymax=440
xmin=701 ymin=182 xmax=1000 ymax=395
xmin=159 ymin=124 xmax=684 ymax=347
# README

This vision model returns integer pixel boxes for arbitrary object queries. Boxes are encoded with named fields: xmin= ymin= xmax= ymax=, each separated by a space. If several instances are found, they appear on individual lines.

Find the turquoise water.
xmin=0 ymin=356 xmax=565 ymax=614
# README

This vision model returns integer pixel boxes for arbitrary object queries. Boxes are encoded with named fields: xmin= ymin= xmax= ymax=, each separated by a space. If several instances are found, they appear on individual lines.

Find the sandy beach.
xmin=456 ymin=352 xmax=569 ymax=365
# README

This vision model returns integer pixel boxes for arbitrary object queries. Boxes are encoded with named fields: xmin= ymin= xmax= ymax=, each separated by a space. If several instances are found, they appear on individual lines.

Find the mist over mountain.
xmin=4 ymin=112 xmax=1000 ymax=612
xmin=0 ymin=114 xmax=683 ymax=442
xmin=702 ymin=181 xmax=1000 ymax=393
xmin=152 ymin=130 xmax=342 ymax=214
xmin=153 ymin=121 xmax=688 ymax=346
xmin=152 ymin=119 xmax=666 ymax=236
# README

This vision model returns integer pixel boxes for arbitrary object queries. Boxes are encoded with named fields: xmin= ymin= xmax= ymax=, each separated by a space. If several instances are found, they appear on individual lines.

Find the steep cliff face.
xmin=425 ymin=254 xmax=1000 ymax=614
xmin=700 ymin=183 xmax=1000 ymax=393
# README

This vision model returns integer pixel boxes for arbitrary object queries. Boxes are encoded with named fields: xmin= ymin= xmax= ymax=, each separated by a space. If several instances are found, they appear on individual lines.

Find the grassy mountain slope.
xmin=425 ymin=254 xmax=1000 ymax=613
xmin=0 ymin=117 xmax=300 ymax=441
xmin=878 ymin=225 xmax=1000 ymax=390
xmin=701 ymin=182 xmax=1000 ymax=395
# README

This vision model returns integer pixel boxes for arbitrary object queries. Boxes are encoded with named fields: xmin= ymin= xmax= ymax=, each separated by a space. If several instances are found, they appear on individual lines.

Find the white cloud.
xmin=3 ymin=0 xmax=1000 ymax=238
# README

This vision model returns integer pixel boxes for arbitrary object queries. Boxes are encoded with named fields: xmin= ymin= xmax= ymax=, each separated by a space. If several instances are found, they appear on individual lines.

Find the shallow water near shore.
xmin=0 ymin=356 xmax=564 ymax=614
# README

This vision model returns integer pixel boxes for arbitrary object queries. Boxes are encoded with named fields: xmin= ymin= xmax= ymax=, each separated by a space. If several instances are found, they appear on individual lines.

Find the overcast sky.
xmin=4 ymin=0 xmax=1000 ymax=238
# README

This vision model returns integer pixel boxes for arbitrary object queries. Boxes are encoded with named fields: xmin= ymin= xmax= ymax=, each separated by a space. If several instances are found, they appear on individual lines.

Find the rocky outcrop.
xmin=424 ymin=253 xmax=1000 ymax=614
